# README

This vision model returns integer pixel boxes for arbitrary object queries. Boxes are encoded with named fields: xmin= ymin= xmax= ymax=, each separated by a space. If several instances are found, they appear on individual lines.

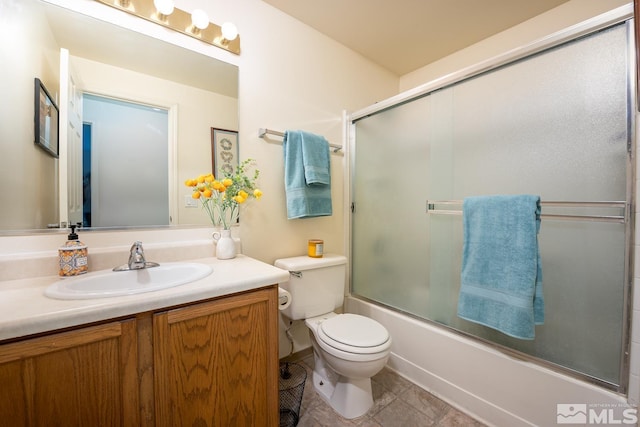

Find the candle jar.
xmin=308 ymin=239 xmax=324 ymax=258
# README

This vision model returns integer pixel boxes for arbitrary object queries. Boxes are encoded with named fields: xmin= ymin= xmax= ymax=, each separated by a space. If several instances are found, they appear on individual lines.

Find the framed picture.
xmin=211 ymin=128 xmax=239 ymax=178
xmin=34 ymin=78 xmax=59 ymax=158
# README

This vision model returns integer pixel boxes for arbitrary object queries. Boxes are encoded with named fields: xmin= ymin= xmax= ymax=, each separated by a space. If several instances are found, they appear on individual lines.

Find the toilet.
xmin=275 ymin=254 xmax=391 ymax=419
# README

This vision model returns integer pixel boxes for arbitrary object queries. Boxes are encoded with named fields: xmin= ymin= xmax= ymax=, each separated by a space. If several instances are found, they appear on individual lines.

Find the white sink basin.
xmin=45 ymin=262 xmax=213 ymax=300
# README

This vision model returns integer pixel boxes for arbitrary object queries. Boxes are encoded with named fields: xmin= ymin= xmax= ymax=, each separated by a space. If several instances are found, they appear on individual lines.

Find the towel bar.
xmin=426 ymin=199 xmax=627 ymax=224
xmin=258 ymin=128 xmax=343 ymax=153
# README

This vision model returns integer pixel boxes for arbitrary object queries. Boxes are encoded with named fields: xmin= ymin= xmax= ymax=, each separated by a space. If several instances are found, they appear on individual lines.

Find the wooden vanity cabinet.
xmin=0 ymin=319 xmax=139 ymax=426
xmin=0 ymin=285 xmax=279 ymax=426
xmin=153 ymin=287 xmax=279 ymax=427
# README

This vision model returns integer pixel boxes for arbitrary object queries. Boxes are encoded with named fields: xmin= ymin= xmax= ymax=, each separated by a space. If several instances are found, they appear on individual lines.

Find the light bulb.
xmin=191 ymin=9 xmax=209 ymax=30
xmin=153 ymin=0 xmax=174 ymax=16
xmin=221 ymin=22 xmax=238 ymax=41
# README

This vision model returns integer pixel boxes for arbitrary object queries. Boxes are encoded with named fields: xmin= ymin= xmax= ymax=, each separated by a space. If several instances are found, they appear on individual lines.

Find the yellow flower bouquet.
xmin=185 ymin=158 xmax=262 ymax=229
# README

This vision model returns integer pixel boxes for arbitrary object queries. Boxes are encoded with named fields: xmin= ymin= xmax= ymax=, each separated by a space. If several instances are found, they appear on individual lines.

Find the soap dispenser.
xmin=59 ymin=225 xmax=88 ymax=277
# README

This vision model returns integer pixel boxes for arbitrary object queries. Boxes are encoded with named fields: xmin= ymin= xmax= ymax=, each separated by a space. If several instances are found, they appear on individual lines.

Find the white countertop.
xmin=0 ymin=255 xmax=290 ymax=341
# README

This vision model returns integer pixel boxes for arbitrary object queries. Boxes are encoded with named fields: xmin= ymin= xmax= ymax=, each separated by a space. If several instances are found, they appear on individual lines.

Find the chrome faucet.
xmin=128 ymin=241 xmax=147 ymax=270
xmin=113 ymin=241 xmax=159 ymax=271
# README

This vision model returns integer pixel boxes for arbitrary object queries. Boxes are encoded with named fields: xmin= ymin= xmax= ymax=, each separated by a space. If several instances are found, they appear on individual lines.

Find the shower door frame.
xmin=346 ymin=5 xmax=636 ymax=394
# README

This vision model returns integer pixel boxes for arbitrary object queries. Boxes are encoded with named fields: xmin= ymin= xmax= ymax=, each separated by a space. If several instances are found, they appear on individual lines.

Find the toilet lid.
xmin=319 ymin=314 xmax=389 ymax=348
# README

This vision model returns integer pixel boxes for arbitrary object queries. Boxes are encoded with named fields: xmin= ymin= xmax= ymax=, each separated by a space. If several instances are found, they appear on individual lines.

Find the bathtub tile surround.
xmin=294 ymin=353 xmax=486 ymax=426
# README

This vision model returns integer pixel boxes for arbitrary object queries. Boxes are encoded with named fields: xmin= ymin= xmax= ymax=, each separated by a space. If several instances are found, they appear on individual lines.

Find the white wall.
xmin=631 ymin=123 xmax=640 ymax=405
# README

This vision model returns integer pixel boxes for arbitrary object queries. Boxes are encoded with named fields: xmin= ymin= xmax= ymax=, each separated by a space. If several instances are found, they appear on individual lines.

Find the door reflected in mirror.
xmin=0 ymin=0 xmax=238 ymax=233
xmin=81 ymin=95 xmax=169 ymax=228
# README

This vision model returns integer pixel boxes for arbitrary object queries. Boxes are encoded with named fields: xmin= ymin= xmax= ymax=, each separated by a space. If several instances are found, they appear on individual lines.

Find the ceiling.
xmin=262 ymin=0 xmax=572 ymax=76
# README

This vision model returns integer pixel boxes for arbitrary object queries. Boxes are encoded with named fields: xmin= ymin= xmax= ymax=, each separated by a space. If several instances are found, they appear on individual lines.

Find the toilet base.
xmin=311 ymin=351 xmax=374 ymax=419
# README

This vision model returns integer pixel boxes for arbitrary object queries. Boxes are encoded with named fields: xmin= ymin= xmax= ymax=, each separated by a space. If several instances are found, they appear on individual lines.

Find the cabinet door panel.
xmin=0 ymin=320 xmax=139 ymax=426
xmin=154 ymin=288 xmax=278 ymax=427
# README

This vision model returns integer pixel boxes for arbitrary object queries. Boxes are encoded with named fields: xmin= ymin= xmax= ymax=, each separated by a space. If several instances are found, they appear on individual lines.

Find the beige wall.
xmin=228 ymin=0 xmax=399 ymax=263
xmin=0 ymin=0 xmax=61 ymax=229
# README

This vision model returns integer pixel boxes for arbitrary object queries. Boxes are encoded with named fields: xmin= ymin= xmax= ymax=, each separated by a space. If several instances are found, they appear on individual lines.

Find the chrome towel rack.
xmin=258 ymin=128 xmax=343 ymax=153
xmin=426 ymin=200 xmax=627 ymax=224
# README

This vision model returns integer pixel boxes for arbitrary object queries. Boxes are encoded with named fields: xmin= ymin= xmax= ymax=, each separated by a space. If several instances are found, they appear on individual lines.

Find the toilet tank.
xmin=275 ymin=254 xmax=347 ymax=320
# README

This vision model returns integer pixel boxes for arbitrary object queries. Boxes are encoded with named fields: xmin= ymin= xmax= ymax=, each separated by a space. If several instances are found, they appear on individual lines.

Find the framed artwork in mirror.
xmin=211 ymin=128 xmax=239 ymax=178
xmin=34 ymin=78 xmax=59 ymax=158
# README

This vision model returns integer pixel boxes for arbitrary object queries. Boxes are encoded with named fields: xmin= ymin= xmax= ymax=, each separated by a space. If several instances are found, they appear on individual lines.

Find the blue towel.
xmin=457 ymin=195 xmax=544 ymax=340
xmin=283 ymin=130 xmax=332 ymax=219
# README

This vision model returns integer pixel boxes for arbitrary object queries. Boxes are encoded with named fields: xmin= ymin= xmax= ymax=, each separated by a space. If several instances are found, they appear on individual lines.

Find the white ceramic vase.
xmin=213 ymin=228 xmax=237 ymax=260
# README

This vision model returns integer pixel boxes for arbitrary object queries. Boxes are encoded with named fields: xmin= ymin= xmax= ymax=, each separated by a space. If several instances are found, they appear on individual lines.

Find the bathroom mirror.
xmin=0 ymin=0 xmax=238 ymax=233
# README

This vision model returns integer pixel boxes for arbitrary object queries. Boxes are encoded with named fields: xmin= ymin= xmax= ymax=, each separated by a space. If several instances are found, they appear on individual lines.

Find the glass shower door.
xmin=351 ymin=22 xmax=632 ymax=389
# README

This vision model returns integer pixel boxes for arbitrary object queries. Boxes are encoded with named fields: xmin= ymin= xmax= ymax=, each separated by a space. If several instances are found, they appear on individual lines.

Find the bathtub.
xmin=346 ymin=296 xmax=633 ymax=426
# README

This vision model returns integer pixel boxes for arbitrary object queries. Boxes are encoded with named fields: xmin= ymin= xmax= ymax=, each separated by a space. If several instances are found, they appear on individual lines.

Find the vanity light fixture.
xmin=219 ymin=22 xmax=239 ymax=45
xmin=153 ymin=0 xmax=174 ymax=18
xmin=190 ymin=9 xmax=210 ymax=32
xmin=95 ymin=0 xmax=240 ymax=54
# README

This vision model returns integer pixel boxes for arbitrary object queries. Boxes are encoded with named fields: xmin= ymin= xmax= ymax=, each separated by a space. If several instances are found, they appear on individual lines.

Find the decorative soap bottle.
xmin=59 ymin=225 xmax=88 ymax=277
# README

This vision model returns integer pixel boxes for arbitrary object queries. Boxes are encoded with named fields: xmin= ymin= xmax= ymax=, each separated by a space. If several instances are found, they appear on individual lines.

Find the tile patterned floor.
xmin=285 ymin=353 xmax=487 ymax=427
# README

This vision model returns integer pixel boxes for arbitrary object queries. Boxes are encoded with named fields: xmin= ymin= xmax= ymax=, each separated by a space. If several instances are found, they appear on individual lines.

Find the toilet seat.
xmin=317 ymin=314 xmax=391 ymax=355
